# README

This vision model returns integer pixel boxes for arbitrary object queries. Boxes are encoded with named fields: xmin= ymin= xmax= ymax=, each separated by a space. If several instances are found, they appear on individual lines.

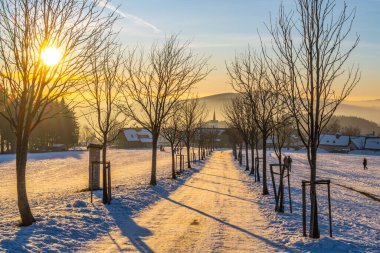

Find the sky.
xmin=110 ymin=0 xmax=380 ymax=101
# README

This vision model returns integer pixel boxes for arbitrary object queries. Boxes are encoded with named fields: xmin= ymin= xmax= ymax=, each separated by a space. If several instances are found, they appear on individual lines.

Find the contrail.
xmin=98 ymin=0 xmax=161 ymax=33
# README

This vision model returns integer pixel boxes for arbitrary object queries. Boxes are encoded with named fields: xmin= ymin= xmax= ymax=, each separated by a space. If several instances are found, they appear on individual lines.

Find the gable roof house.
xmin=319 ymin=134 xmax=351 ymax=153
xmin=350 ymin=136 xmax=366 ymax=150
xmin=114 ymin=128 xmax=153 ymax=148
xmin=364 ymin=137 xmax=380 ymax=151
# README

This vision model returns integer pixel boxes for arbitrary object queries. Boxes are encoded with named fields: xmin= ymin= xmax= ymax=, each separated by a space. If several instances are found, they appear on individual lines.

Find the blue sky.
xmin=111 ymin=0 xmax=380 ymax=100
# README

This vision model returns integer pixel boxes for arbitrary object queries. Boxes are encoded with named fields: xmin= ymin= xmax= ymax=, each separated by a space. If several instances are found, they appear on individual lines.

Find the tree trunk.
xmin=238 ymin=145 xmax=242 ymax=165
xmin=16 ymin=135 xmax=35 ymax=226
xmin=309 ymin=145 xmax=320 ymax=238
xmin=0 ymin=135 xmax=4 ymax=154
xmin=186 ymin=144 xmax=191 ymax=169
xmin=277 ymin=151 xmax=284 ymax=212
xmin=249 ymin=144 xmax=255 ymax=175
xmin=171 ymin=144 xmax=176 ymax=179
xmin=233 ymin=143 xmax=237 ymax=160
xmin=262 ymin=134 xmax=269 ymax=195
xmin=102 ymin=142 xmax=108 ymax=204
xmin=245 ymin=142 xmax=249 ymax=171
xmin=255 ymin=141 xmax=260 ymax=181
xmin=150 ymin=135 xmax=158 ymax=185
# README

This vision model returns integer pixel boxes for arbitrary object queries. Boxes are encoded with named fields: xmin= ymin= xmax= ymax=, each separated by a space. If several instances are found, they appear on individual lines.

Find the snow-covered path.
xmin=83 ymin=150 xmax=282 ymax=253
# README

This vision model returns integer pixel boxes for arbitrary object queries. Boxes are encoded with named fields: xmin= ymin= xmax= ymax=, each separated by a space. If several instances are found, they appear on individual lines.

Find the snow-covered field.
xmin=0 ymin=148 xmax=379 ymax=252
xmin=239 ymin=149 xmax=380 ymax=252
xmin=0 ymin=149 xmax=202 ymax=252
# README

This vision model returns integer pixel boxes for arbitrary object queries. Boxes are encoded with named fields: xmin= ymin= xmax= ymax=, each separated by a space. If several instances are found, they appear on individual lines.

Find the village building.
xmin=364 ymin=137 xmax=380 ymax=151
xmin=350 ymin=136 xmax=366 ymax=150
xmin=319 ymin=134 xmax=351 ymax=153
xmin=114 ymin=128 xmax=153 ymax=148
xmin=205 ymin=111 xmax=228 ymax=129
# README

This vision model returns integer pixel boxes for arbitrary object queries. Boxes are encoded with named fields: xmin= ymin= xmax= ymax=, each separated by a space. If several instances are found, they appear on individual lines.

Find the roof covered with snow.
xmin=351 ymin=136 xmax=366 ymax=149
xmin=364 ymin=137 xmax=380 ymax=150
xmin=123 ymin=128 xmax=153 ymax=143
xmin=320 ymin=134 xmax=350 ymax=147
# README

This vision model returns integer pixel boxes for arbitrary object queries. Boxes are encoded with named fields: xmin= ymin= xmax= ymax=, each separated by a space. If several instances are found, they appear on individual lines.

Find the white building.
xmin=364 ymin=137 xmax=380 ymax=151
xmin=115 ymin=128 xmax=153 ymax=148
xmin=205 ymin=111 xmax=228 ymax=129
xmin=319 ymin=134 xmax=351 ymax=152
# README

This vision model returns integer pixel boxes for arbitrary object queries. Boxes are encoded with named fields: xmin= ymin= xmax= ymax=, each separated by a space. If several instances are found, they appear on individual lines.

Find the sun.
xmin=41 ymin=47 xmax=63 ymax=66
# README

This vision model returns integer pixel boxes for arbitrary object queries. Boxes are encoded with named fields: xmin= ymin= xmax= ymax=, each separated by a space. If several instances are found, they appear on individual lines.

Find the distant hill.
xmin=328 ymin=116 xmax=380 ymax=136
xmin=198 ymin=93 xmax=239 ymax=120
xmin=199 ymin=93 xmax=380 ymax=125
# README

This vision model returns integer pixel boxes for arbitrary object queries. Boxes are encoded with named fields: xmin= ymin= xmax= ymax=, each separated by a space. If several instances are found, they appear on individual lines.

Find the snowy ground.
xmin=0 ymin=149 xmax=379 ymax=252
xmin=239 ymin=149 xmax=380 ymax=252
xmin=81 ymin=150 xmax=279 ymax=253
xmin=0 ymin=148 xmax=200 ymax=252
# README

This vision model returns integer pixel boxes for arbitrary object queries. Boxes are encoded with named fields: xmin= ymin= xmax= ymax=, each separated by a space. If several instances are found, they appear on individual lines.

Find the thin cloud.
xmin=98 ymin=0 xmax=161 ymax=33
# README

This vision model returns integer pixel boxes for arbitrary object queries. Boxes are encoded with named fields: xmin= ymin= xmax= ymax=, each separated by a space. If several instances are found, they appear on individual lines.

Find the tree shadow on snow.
xmin=93 ymin=167 xmax=203 ymax=253
xmin=0 ymin=167 xmax=201 ymax=253
xmin=103 ymin=198 xmax=154 ymax=253
xmin=151 ymin=186 xmax=293 ymax=252
xmin=0 ymin=150 xmax=85 ymax=164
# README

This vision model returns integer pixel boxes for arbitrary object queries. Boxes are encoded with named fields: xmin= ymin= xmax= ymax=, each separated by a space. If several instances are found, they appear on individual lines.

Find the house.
xmin=114 ymin=128 xmax=153 ymax=148
xmin=350 ymin=136 xmax=366 ymax=150
xmin=319 ymin=134 xmax=351 ymax=153
xmin=364 ymin=137 xmax=380 ymax=151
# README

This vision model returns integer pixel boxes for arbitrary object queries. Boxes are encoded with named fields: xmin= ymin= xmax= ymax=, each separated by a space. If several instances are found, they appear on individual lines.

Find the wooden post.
xmin=177 ymin=154 xmax=179 ymax=172
xmin=278 ymin=165 xmax=285 ymax=212
xmin=288 ymin=167 xmax=292 ymax=213
xmin=90 ymin=162 xmax=94 ymax=203
xmin=302 ymin=181 xmax=307 ymax=237
xmin=87 ymin=143 xmax=102 ymax=190
xmin=108 ymin=162 xmax=111 ymax=204
xmin=103 ymin=162 xmax=107 ymax=204
xmin=270 ymin=165 xmax=278 ymax=209
xmin=327 ymin=180 xmax=332 ymax=237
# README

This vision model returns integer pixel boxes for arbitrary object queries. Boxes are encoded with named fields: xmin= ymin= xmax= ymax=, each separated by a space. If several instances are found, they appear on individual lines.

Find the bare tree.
xmin=161 ymin=109 xmax=184 ymax=179
xmin=196 ymin=120 xmax=207 ymax=161
xmin=268 ymin=0 xmax=360 ymax=238
xmin=182 ymin=98 xmax=207 ymax=169
xmin=224 ymin=96 xmax=251 ymax=171
xmin=271 ymin=111 xmax=293 ymax=212
xmin=227 ymin=49 xmax=283 ymax=195
xmin=122 ymin=35 xmax=211 ymax=185
xmin=81 ymin=36 xmax=126 ymax=203
xmin=79 ymin=125 xmax=96 ymax=144
xmin=0 ymin=0 xmax=116 ymax=225
xmin=225 ymin=127 xmax=243 ymax=160
xmin=246 ymin=104 xmax=259 ymax=177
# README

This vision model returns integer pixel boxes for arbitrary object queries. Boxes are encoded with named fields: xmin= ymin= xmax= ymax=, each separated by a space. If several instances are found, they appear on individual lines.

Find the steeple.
xmin=213 ymin=110 xmax=216 ymax=121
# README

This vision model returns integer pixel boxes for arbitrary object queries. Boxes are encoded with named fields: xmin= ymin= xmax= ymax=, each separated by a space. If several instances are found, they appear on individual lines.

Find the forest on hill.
xmin=324 ymin=115 xmax=380 ymax=136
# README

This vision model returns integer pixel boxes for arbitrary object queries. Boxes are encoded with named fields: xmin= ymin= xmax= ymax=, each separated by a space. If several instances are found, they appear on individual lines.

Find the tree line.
xmin=0 ymin=99 xmax=79 ymax=153
xmin=223 ymin=0 xmax=359 ymax=239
